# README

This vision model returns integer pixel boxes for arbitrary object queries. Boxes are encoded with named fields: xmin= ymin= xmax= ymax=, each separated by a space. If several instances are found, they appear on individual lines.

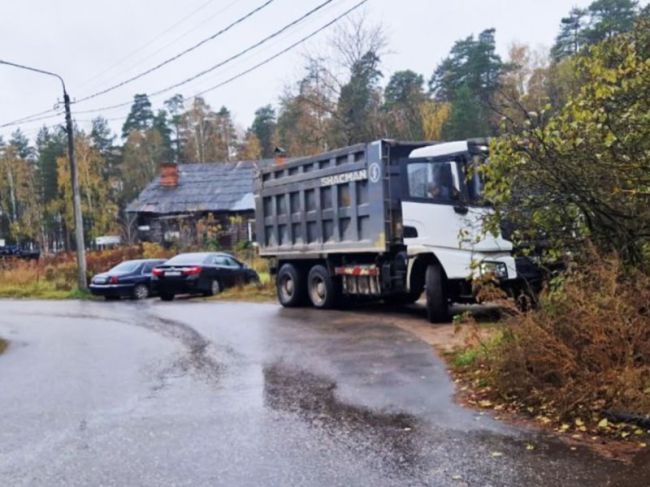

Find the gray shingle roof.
xmin=126 ymin=160 xmax=269 ymax=215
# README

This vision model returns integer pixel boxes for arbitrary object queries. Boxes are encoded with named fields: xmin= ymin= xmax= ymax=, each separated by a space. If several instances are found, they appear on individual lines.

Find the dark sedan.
xmin=152 ymin=252 xmax=259 ymax=301
xmin=90 ymin=259 xmax=166 ymax=300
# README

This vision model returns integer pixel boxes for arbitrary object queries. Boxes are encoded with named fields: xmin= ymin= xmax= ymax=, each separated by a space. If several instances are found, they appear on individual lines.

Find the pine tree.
xmin=583 ymin=0 xmax=638 ymax=44
xmin=383 ymin=70 xmax=428 ymax=139
xmin=153 ymin=109 xmax=173 ymax=162
xmin=251 ymin=105 xmax=277 ymax=159
xmin=336 ymin=50 xmax=383 ymax=144
xmin=164 ymin=94 xmax=185 ymax=162
xmin=121 ymin=94 xmax=154 ymax=138
xmin=430 ymin=28 xmax=506 ymax=138
xmin=551 ymin=7 xmax=588 ymax=61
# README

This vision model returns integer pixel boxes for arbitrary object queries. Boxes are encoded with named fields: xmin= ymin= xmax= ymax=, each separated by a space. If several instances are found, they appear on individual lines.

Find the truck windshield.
xmin=407 ymin=161 xmax=462 ymax=203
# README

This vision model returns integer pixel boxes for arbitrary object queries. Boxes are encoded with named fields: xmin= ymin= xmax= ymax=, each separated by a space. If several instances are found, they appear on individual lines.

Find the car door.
xmin=141 ymin=261 xmax=157 ymax=284
xmin=225 ymin=256 xmax=246 ymax=285
xmin=211 ymin=255 xmax=234 ymax=288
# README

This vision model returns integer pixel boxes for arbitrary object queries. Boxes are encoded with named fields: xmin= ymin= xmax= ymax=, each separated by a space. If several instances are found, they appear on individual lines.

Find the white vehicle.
xmin=255 ymin=139 xmax=527 ymax=323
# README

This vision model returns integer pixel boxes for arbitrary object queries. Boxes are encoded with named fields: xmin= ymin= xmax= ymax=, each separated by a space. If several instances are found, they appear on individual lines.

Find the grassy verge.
xmin=0 ymin=337 xmax=7 ymax=354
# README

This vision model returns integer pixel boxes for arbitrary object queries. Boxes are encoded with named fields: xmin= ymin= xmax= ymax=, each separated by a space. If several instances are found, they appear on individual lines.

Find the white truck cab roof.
xmin=409 ymin=141 xmax=469 ymax=159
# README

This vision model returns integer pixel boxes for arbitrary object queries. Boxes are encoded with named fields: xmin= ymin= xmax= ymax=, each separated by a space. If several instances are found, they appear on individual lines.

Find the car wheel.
xmin=307 ymin=265 xmax=338 ymax=309
xmin=277 ymin=263 xmax=306 ymax=307
xmin=132 ymin=284 xmax=149 ymax=300
xmin=205 ymin=279 xmax=221 ymax=296
xmin=160 ymin=293 xmax=175 ymax=302
xmin=425 ymin=263 xmax=450 ymax=323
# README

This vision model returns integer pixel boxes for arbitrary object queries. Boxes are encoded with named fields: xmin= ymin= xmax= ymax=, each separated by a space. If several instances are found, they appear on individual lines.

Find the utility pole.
xmin=0 ymin=59 xmax=87 ymax=290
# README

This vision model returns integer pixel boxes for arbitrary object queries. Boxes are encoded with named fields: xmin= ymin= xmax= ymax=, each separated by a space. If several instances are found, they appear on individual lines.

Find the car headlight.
xmin=480 ymin=261 xmax=508 ymax=279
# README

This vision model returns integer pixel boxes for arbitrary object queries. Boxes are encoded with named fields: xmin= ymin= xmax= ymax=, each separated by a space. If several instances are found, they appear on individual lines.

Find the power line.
xmin=2 ymin=0 xmax=364 ymax=131
xmin=0 ymin=0 xmax=246 ymax=126
xmin=195 ymin=0 xmax=367 ymax=97
xmin=75 ymin=0 xmax=219 ymax=91
xmin=83 ymin=0 xmax=242 ymax=93
xmin=75 ymin=0 xmax=276 ymax=104
xmin=71 ymin=0 xmax=337 ymax=116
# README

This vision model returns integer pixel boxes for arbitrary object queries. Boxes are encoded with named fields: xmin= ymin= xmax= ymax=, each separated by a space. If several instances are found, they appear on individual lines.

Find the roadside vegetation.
xmin=0 ymin=337 xmax=7 ymax=355
xmin=449 ymin=11 xmax=650 ymax=451
xmin=0 ymin=243 xmax=271 ymax=300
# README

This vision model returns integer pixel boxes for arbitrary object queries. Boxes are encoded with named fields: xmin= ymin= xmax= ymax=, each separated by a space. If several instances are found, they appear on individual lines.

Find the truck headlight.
xmin=480 ymin=261 xmax=508 ymax=279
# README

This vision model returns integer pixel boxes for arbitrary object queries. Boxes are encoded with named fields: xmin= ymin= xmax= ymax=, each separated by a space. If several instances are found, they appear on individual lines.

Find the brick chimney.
xmin=160 ymin=163 xmax=179 ymax=187
xmin=274 ymin=146 xmax=286 ymax=166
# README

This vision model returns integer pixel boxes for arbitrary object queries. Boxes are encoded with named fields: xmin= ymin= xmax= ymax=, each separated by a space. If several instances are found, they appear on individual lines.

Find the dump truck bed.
xmin=255 ymin=140 xmax=429 ymax=258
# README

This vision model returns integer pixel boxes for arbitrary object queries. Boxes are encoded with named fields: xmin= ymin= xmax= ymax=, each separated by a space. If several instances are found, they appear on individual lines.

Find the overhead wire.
xmin=0 ymin=0 xmax=250 ymax=126
xmin=84 ymin=0 xmax=241 ymax=93
xmin=2 ymin=0 xmax=366 ymax=134
xmin=70 ymin=0 xmax=337 ymax=116
xmin=75 ymin=0 xmax=276 ymax=103
xmin=75 ymin=0 xmax=219 ymax=91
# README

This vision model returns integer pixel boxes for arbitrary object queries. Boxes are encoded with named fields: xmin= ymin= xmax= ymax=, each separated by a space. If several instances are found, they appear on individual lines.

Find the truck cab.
xmin=400 ymin=140 xmax=517 ymax=313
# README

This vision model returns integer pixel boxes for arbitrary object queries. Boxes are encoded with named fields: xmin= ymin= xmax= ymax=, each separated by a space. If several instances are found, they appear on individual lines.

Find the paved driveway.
xmin=0 ymin=299 xmax=647 ymax=486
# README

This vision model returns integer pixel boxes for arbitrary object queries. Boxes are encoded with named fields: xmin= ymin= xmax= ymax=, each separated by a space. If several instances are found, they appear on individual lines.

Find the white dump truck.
xmin=255 ymin=139 xmax=531 ymax=323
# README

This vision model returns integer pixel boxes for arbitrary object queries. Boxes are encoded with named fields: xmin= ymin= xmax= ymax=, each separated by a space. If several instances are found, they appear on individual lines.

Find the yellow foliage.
xmin=420 ymin=101 xmax=450 ymax=140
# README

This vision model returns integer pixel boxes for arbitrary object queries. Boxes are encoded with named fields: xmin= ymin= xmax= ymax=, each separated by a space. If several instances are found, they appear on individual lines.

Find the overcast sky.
xmin=0 ymin=0 xmax=608 ymax=142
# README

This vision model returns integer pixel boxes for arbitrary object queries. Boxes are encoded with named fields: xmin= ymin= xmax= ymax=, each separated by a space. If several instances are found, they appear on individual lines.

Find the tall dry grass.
xmin=480 ymin=251 xmax=650 ymax=420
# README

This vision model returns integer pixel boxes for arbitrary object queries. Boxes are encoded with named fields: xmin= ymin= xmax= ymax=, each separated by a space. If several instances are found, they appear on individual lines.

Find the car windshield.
xmin=110 ymin=261 xmax=141 ymax=273
xmin=165 ymin=254 xmax=209 ymax=265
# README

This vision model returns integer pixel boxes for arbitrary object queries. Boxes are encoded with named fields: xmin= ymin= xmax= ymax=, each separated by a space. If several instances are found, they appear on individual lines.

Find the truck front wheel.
xmin=307 ymin=265 xmax=337 ymax=309
xmin=277 ymin=263 xmax=306 ymax=307
xmin=425 ymin=264 xmax=450 ymax=323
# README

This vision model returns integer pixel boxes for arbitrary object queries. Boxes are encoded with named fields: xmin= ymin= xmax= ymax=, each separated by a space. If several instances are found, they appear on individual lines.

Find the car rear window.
xmin=165 ymin=254 xmax=209 ymax=265
xmin=110 ymin=261 xmax=141 ymax=273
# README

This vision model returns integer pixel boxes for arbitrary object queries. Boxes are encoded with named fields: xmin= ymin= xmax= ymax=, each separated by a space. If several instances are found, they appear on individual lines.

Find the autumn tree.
xmin=484 ymin=17 xmax=650 ymax=267
xmin=180 ymin=98 xmax=238 ymax=162
xmin=277 ymin=62 xmax=338 ymax=156
xmin=57 ymin=133 xmax=118 ymax=243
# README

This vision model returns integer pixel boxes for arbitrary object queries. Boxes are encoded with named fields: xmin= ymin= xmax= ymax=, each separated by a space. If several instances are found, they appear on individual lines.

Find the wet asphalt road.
xmin=0 ymin=299 xmax=648 ymax=486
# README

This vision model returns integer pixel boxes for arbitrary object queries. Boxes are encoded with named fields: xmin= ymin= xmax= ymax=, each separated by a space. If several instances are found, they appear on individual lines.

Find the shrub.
xmin=482 ymin=251 xmax=650 ymax=420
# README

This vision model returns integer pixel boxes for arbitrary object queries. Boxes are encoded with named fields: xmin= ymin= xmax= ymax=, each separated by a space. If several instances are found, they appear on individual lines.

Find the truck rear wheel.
xmin=425 ymin=263 xmax=450 ymax=323
xmin=307 ymin=265 xmax=337 ymax=309
xmin=277 ymin=263 xmax=306 ymax=307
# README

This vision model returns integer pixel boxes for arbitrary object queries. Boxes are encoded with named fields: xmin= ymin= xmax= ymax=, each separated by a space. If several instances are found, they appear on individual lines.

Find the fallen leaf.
xmin=559 ymin=424 xmax=570 ymax=432
xmin=598 ymin=418 xmax=609 ymax=429
xmin=526 ymin=444 xmax=535 ymax=451
xmin=491 ymin=451 xmax=504 ymax=458
xmin=575 ymin=418 xmax=584 ymax=427
xmin=479 ymin=400 xmax=493 ymax=408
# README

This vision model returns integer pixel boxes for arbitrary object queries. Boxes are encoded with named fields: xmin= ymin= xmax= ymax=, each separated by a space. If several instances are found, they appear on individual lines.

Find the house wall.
xmin=135 ymin=211 xmax=254 ymax=249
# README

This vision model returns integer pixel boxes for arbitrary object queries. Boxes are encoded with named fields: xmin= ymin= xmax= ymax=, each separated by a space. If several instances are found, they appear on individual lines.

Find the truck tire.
xmin=277 ymin=263 xmax=306 ymax=307
xmin=425 ymin=263 xmax=449 ymax=323
xmin=307 ymin=265 xmax=337 ymax=309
